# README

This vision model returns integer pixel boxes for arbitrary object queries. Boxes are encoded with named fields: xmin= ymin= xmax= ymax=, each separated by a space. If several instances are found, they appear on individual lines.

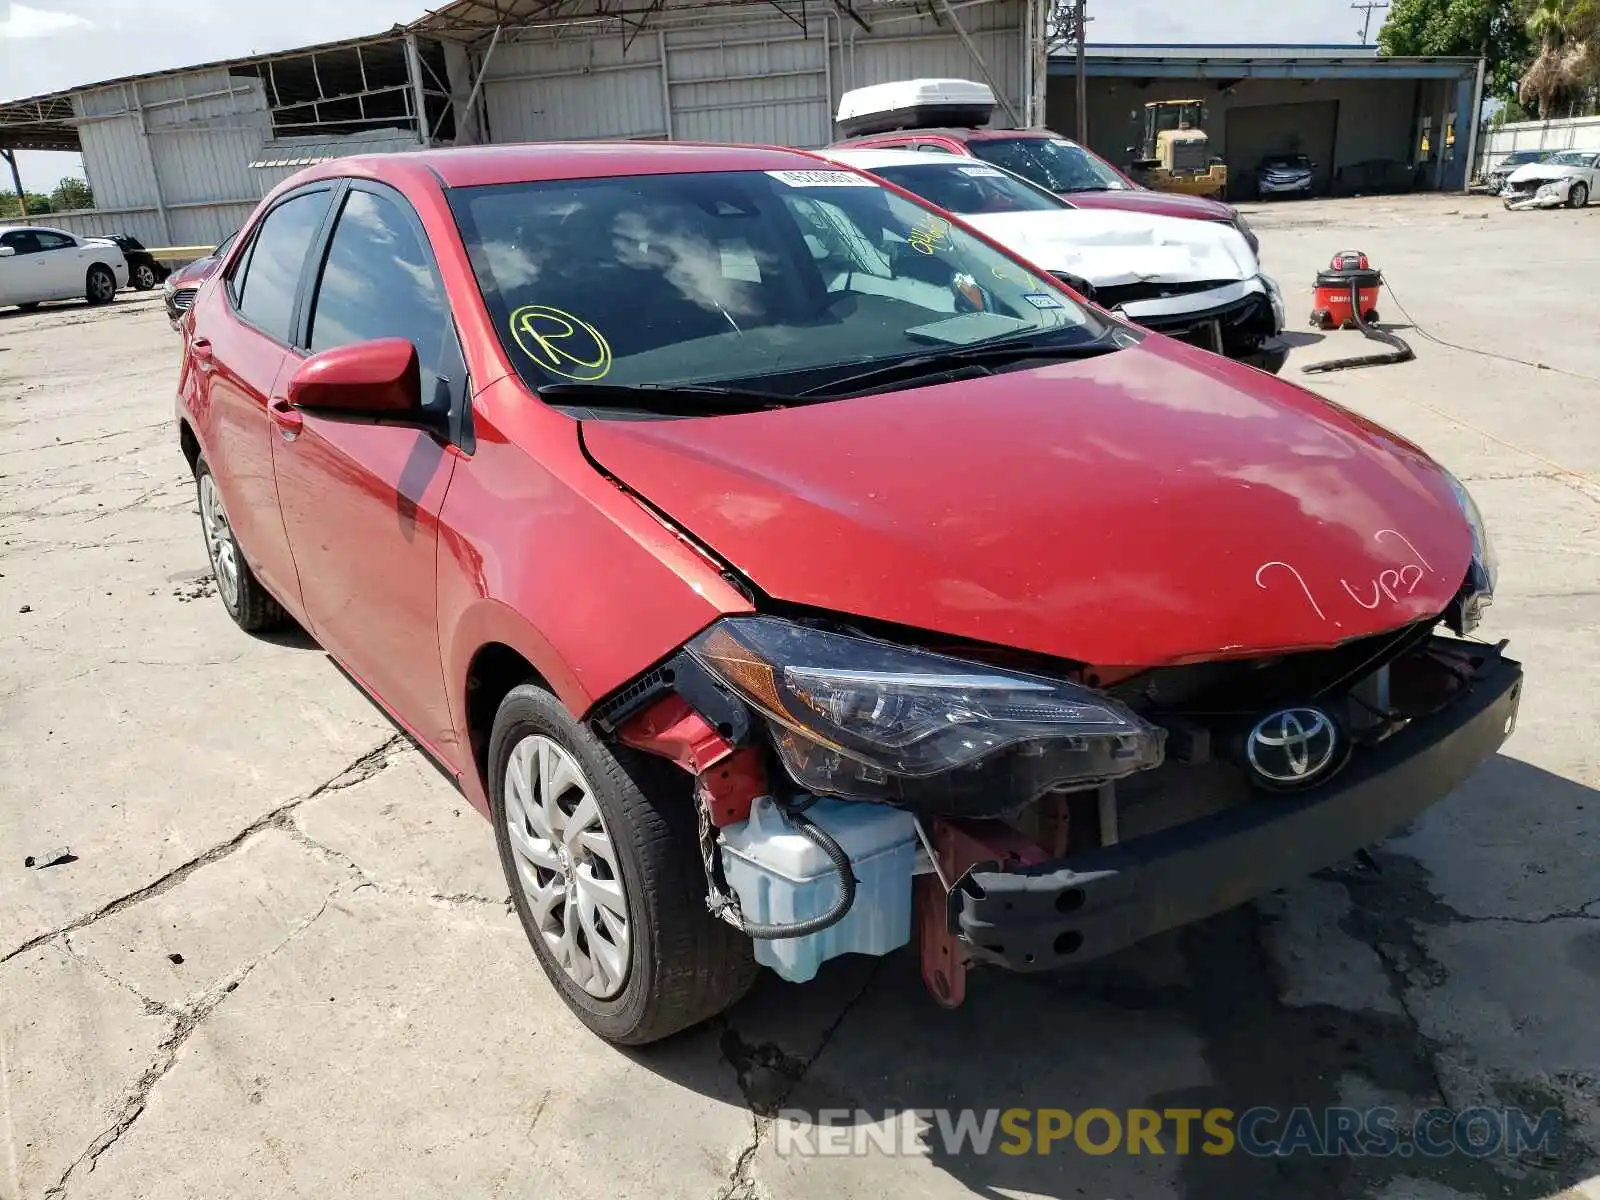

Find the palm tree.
xmin=1519 ymin=0 xmax=1599 ymax=116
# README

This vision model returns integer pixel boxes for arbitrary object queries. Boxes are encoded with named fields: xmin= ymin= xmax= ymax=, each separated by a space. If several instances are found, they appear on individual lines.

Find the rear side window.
xmin=307 ymin=189 xmax=447 ymax=374
xmin=35 ymin=231 xmax=75 ymax=251
xmin=234 ymin=191 xmax=332 ymax=341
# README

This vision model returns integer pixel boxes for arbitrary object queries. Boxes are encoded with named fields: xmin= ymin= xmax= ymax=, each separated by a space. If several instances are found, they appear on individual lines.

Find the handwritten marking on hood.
xmin=1257 ymin=529 xmax=1432 ymax=624
xmin=1256 ymin=561 xmax=1328 ymax=623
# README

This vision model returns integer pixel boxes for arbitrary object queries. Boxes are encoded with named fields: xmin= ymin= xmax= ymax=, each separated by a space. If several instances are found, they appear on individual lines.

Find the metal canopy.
xmin=408 ymin=0 xmax=881 ymax=43
xmin=0 ymin=32 xmax=449 ymax=154
xmin=0 ymin=95 xmax=79 ymax=153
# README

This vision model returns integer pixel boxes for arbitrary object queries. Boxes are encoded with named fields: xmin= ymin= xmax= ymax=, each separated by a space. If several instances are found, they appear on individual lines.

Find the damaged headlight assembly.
xmin=1444 ymin=469 xmax=1497 ymax=632
xmin=687 ymin=616 xmax=1164 ymax=812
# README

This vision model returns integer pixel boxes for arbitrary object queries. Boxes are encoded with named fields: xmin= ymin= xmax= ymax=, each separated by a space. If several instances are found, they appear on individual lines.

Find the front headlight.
xmin=688 ymin=616 xmax=1164 ymax=807
xmin=1444 ymin=471 xmax=1496 ymax=629
xmin=1263 ymin=274 xmax=1286 ymax=332
xmin=1231 ymin=211 xmax=1259 ymax=255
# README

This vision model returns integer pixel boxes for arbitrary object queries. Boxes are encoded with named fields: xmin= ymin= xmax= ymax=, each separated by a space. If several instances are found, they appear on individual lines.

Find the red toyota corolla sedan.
xmin=176 ymin=142 xmax=1517 ymax=1045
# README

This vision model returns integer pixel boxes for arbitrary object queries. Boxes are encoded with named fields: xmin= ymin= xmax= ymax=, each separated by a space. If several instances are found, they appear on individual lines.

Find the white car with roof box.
xmin=819 ymin=146 xmax=1288 ymax=373
xmin=0 ymin=225 xmax=128 ymax=310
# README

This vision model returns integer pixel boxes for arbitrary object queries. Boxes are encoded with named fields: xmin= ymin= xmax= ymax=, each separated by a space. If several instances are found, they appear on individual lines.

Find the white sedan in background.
xmin=0 ymin=225 xmax=128 ymax=311
xmin=819 ymin=147 xmax=1288 ymax=373
xmin=1502 ymin=150 xmax=1600 ymax=210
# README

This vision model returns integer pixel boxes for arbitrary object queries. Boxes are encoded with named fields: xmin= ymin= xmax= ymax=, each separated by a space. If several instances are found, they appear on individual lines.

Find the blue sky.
xmin=2 ymin=0 xmax=1370 ymax=192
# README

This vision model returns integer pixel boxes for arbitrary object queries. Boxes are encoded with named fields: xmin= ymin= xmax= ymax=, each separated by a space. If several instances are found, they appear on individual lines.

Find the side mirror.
xmin=0 ymin=246 xmax=14 ymax=257
xmin=287 ymin=338 xmax=428 ymax=424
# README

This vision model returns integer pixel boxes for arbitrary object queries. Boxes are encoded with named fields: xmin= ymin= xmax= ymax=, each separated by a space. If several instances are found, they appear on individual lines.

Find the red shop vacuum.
xmin=1303 ymin=249 xmax=1415 ymax=374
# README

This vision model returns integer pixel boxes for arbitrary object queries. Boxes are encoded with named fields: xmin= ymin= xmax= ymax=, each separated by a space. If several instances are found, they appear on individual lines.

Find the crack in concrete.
xmin=41 ymin=892 xmax=337 ymax=1199
xmin=0 ymin=734 xmax=406 ymax=966
xmin=713 ymin=963 xmax=883 ymax=1199
xmin=281 ymin=818 xmax=506 ymax=912
xmin=59 ymin=934 xmax=177 ymax=1020
xmin=1463 ymin=896 xmax=1600 ymax=926
xmin=716 ymin=1114 xmax=765 ymax=1200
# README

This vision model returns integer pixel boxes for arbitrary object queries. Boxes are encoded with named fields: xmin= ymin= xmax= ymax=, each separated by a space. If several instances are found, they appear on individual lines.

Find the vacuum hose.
xmin=1303 ymin=279 xmax=1415 ymax=374
xmin=738 ymin=800 xmax=859 ymax=941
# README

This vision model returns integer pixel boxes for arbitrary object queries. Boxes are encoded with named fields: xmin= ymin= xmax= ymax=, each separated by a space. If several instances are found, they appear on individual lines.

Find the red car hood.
xmin=1066 ymin=189 xmax=1235 ymax=223
xmin=582 ymin=339 xmax=1471 ymax=667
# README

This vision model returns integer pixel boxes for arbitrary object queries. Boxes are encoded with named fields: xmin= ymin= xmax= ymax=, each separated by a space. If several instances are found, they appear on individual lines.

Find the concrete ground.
xmin=2 ymin=192 xmax=1598 ymax=1200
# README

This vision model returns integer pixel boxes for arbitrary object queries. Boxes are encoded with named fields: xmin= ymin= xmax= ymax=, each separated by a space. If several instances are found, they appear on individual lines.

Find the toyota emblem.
xmin=1246 ymin=707 xmax=1343 ymax=789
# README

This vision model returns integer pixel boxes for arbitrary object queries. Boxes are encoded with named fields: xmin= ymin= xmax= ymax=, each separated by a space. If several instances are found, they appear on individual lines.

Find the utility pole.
xmin=1352 ymin=0 xmax=1389 ymax=46
xmin=1075 ymin=0 xmax=1087 ymax=143
xmin=2 ymin=149 xmax=28 ymax=217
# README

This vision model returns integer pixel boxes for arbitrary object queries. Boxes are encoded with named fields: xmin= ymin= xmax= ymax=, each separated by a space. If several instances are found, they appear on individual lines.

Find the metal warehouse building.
xmin=1 ymin=6 xmax=1486 ymax=247
xmin=1047 ymin=44 xmax=1485 ymax=198
xmin=0 ymin=0 xmax=1046 ymax=246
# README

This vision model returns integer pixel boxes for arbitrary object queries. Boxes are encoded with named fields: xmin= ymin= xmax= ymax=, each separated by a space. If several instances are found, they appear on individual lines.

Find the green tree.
xmin=1379 ymin=0 xmax=1534 ymax=100
xmin=49 ymin=176 xmax=93 ymax=211
xmin=0 ymin=191 xmax=52 ymax=219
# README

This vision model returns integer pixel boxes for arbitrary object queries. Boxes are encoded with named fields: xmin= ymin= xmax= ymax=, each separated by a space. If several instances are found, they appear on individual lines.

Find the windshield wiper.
xmin=796 ymin=332 xmax=1124 ymax=399
xmin=538 ymin=381 xmax=792 ymax=414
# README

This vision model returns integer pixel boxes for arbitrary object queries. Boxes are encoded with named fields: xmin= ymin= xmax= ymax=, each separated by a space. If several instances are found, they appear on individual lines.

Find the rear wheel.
xmin=194 ymin=457 xmax=285 ymax=632
xmin=131 ymin=262 xmax=158 ymax=290
xmin=85 ymin=264 xmax=117 ymax=305
xmin=1569 ymin=182 xmax=1589 ymax=209
xmin=489 ymin=684 xmax=757 ymax=1044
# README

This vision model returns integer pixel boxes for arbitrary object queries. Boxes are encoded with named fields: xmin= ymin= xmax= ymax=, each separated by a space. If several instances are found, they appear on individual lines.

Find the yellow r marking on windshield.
xmin=508 ymin=305 xmax=612 ymax=381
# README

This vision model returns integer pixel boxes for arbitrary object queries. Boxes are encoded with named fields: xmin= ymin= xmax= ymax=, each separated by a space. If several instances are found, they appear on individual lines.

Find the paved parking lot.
xmin=3 ymin=193 xmax=1598 ymax=1200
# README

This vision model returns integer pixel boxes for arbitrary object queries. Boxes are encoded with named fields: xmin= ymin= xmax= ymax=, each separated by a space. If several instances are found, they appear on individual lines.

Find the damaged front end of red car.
xmin=597 ymin=583 xmax=1517 ymax=1006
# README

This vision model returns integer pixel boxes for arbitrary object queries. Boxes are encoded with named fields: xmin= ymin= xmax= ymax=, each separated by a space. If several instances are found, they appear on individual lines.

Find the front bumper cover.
xmin=950 ymin=641 xmax=1522 ymax=972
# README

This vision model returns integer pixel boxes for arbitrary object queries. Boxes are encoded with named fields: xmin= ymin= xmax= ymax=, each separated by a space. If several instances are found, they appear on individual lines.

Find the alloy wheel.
xmin=198 ymin=472 xmax=240 ymax=610
xmin=90 ymin=269 xmax=115 ymax=302
xmin=134 ymin=263 xmax=157 ymax=289
xmin=504 ymin=734 xmax=631 ymax=999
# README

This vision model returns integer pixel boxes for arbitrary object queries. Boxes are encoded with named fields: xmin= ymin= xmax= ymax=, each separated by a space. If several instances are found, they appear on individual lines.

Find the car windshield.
xmin=1548 ymin=151 xmax=1592 ymax=166
xmin=449 ymin=168 xmax=1107 ymax=398
xmin=968 ymin=137 xmax=1131 ymax=194
xmin=1504 ymin=151 xmax=1545 ymax=165
xmin=1264 ymin=156 xmax=1310 ymax=168
xmin=864 ymin=161 xmax=1065 ymax=215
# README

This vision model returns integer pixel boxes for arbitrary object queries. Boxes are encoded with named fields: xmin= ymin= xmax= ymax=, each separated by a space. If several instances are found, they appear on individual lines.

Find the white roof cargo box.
xmin=835 ymin=78 xmax=996 ymax=137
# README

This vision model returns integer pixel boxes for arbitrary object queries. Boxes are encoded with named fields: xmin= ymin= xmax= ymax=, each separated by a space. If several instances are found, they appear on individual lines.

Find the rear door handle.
xmin=268 ymin=398 xmax=303 ymax=441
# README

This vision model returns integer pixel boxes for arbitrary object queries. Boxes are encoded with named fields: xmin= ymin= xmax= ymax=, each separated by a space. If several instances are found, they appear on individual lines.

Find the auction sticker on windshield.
xmin=1022 ymin=293 xmax=1065 ymax=310
xmin=767 ymin=170 xmax=877 ymax=188
xmin=958 ymin=166 xmax=1006 ymax=178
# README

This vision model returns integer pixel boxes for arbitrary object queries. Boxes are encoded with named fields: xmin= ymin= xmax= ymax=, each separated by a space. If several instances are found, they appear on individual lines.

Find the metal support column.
xmin=131 ymin=80 xmax=172 ymax=243
xmin=2 ymin=149 xmax=27 ymax=216
xmin=404 ymin=33 xmax=432 ymax=148
xmin=1075 ymin=0 xmax=1087 ymax=143
xmin=937 ymin=0 xmax=1021 ymax=126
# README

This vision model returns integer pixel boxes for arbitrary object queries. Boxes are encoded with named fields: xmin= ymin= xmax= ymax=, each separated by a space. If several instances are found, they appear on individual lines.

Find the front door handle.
xmin=268 ymin=398 xmax=303 ymax=441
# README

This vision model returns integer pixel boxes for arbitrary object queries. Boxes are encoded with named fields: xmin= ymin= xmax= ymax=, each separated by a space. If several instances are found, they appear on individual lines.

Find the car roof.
xmin=832 ymin=127 xmax=1052 ymax=147
xmin=820 ymin=146 xmax=982 ymax=169
xmin=292 ymin=141 xmax=836 ymax=191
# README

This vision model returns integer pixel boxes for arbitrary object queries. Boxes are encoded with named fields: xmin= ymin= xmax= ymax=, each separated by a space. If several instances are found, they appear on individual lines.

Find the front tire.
xmin=1569 ymin=182 xmax=1589 ymax=209
xmin=85 ymin=264 xmax=117 ymax=305
xmin=132 ymin=262 xmax=158 ymax=290
xmin=194 ymin=456 xmax=285 ymax=632
xmin=489 ymin=684 xmax=757 ymax=1045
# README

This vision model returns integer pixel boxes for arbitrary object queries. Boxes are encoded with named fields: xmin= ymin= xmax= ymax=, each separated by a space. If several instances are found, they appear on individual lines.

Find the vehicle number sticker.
xmin=1022 ymin=292 xmax=1065 ymax=310
xmin=957 ymin=165 xmax=1005 ymax=178
xmin=766 ymin=170 xmax=876 ymax=188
